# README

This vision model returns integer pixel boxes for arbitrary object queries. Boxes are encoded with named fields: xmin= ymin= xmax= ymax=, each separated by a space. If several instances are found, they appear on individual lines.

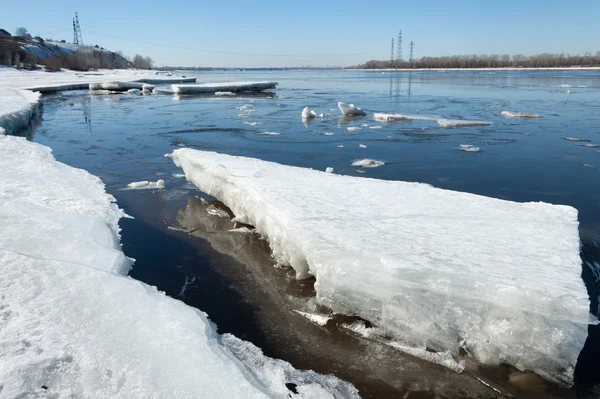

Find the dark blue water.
xmin=22 ymin=69 xmax=600 ymax=398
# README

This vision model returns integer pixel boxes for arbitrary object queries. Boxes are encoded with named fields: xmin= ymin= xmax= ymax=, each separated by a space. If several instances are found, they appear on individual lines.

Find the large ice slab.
xmin=0 ymin=88 xmax=41 ymax=135
xmin=172 ymin=81 xmax=278 ymax=94
xmin=0 ymin=136 xmax=357 ymax=398
xmin=170 ymin=149 xmax=589 ymax=386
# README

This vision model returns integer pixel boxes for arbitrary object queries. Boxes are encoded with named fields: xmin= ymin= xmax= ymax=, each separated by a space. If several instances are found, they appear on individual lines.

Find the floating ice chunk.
xmin=294 ymin=310 xmax=332 ymax=326
xmin=459 ymin=144 xmax=481 ymax=152
xmin=152 ymin=86 xmax=176 ymax=94
xmin=256 ymin=131 xmax=281 ymax=136
xmin=89 ymin=81 xmax=146 ymax=91
xmin=324 ymin=132 xmax=335 ymax=136
xmin=584 ymin=143 xmax=598 ymax=148
xmin=338 ymin=102 xmax=367 ymax=116
xmin=127 ymin=88 xmax=141 ymax=94
xmin=302 ymin=107 xmax=318 ymax=120
xmin=126 ymin=179 xmax=165 ymax=189
xmin=325 ymin=167 xmax=334 ymax=173
xmin=501 ymin=111 xmax=539 ymax=119
xmin=243 ymin=121 xmax=259 ymax=126
xmin=438 ymin=119 xmax=492 ymax=128
xmin=206 ymin=204 xmax=230 ymax=218
xmin=141 ymin=84 xmax=155 ymax=91
xmin=369 ymin=126 xmax=383 ymax=129
xmin=347 ymin=127 xmax=362 ymax=132
xmin=172 ymin=173 xmax=186 ymax=178
xmin=0 ymin=135 xmax=357 ymax=399
xmin=359 ymin=144 xmax=367 ymax=148
xmin=373 ymin=113 xmax=438 ymax=122
xmin=337 ymin=145 xmax=344 ymax=148
xmin=565 ymin=137 xmax=583 ymax=142
xmin=352 ymin=159 xmax=384 ymax=168
xmin=215 ymin=91 xmax=235 ymax=96
xmin=172 ymin=81 xmax=277 ymax=94
xmin=169 ymin=149 xmax=588 ymax=386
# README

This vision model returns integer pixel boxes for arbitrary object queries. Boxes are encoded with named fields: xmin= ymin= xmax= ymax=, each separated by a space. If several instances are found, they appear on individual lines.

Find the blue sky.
xmin=2 ymin=0 xmax=599 ymax=67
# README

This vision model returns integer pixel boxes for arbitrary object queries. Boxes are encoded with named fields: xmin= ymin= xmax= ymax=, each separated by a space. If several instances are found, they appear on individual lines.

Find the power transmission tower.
xmin=390 ymin=38 xmax=395 ymax=63
xmin=396 ymin=30 xmax=403 ymax=62
xmin=409 ymin=41 xmax=415 ymax=63
xmin=73 ymin=12 xmax=83 ymax=45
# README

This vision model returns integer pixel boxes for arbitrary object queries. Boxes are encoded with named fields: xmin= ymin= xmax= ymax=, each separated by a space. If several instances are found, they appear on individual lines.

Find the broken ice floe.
xmin=125 ymin=179 xmax=165 ymax=190
xmin=501 ymin=111 xmax=539 ymax=119
xmin=172 ymin=81 xmax=278 ymax=94
xmin=325 ymin=167 xmax=334 ymax=173
xmin=255 ymin=131 xmax=281 ymax=136
xmin=359 ymin=144 xmax=367 ymax=148
xmin=459 ymin=145 xmax=481 ymax=152
xmin=338 ymin=102 xmax=367 ymax=116
xmin=437 ymin=119 xmax=492 ymax=128
xmin=351 ymin=159 xmax=385 ymax=168
xmin=347 ymin=127 xmax=362 ymax=132
xmin=294 ymin=310 xmax=332 ymax=326
xmin=373 ymin=112 xmax=492 ymax=128
xmin=324 ymin=132 xmax=335 ymax=136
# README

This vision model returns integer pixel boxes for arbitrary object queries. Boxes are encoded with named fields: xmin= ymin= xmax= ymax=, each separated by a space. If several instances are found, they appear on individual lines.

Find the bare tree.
xmin=15 ymin=27 xmax=28 ymax=37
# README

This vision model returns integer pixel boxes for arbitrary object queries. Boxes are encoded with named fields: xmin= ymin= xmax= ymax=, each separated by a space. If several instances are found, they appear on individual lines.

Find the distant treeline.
xmin=352 ymin=52 xmax=600 ymax=69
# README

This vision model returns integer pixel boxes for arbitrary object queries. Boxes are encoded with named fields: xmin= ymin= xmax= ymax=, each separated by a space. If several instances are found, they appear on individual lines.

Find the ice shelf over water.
xmin=0 ymin=88 xmax=41 ymax=135
xmin=0 ymin=135 xmax=357 ymax=398
xmin=172 ymin=81 xmax=278 ymax=94
xmin=170 ymin=149 xmax=589 ymax=386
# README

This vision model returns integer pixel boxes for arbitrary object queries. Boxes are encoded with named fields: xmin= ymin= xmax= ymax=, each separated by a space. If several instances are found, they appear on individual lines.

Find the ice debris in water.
xmin=294 ymin=310 xmax=332 ymax=326
xmin=243 ymin=121 xmax=259 ymax=126
xmin=359 ymin=144 xmax=367 ymax=148
xmin=565 ymin=137 xmax=582 ymax=142
xmin=169 ymin=149 xmax=589 ymax=386
xmin=369 ymin=126 xmax=383 ymax=129
xmin=501 ymin=111 xmax=540 ymax=119
xmin=352 ymin=159 xmax=384 ymax=168
xmin=255 ymin=131 xmax=281 ymax=136
xmin=338 ymin=102 xmax=367 ymax=116
xmin=215 ymin=91 xmax=235 ymax=96
xmin=325 ymin=167 xmax=334 ymax=173
xmin=337 ymin=145 xmax=344 ymax=148
xmin=347 ymin=127 xmax=362 ymax=132
xmin=459 ymin=144 xmax=481 ymax=152
xmin=437 ymin=119 xmax=492 ymax=128
xmin=126 ymin=179 xmax=165 ymax=189
xmin=584 ymin=143 xmax=598 ymax=148
xmin=324 ymin=132 xmax=335 ymax=136
xmin=302 ymin=107 xmax=321 ymax=120
xmin=0 ymin=135 xmax=359 ymax=398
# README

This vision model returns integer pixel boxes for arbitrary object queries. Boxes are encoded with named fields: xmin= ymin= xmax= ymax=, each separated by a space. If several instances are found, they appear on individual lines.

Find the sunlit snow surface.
xmin=0 ymin=136 xmax=357 ymax=398
xmin=170 ymin=148 xmax=589 ymax=386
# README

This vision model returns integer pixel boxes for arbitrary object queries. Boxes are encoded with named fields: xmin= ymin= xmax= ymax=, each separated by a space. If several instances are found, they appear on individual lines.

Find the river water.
xmin=19 ymin=69 xmax=600 ymax=398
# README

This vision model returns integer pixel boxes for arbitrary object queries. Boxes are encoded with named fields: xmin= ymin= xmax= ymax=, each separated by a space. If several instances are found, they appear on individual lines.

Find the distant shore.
xmin=350 ymin=66 xmax=600 ymax=72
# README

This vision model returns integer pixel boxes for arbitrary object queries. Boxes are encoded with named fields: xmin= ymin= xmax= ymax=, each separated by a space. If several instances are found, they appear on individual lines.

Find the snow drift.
xmin=0 ymin=135 xmax=357 ymax=399
xmin=169 ymin=149 xmax=589 ymax=386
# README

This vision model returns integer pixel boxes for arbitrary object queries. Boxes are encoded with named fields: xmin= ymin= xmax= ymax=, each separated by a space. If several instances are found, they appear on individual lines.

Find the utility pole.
xmin=409 ymin=41 xmax=415 ymax=63
xmin=390 ymin=38 xmax=395 ymax=63
xmin=396 ymin=30 xmax=403 ymax=62
xmin=73 ymin=12 xmax=83 ymax=45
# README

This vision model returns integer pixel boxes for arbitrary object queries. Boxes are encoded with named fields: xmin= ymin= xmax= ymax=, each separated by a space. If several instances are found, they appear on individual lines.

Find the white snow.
xmin=459 ymin=144 xmax=481 ymax=152
xmin=125 ymin=179 xmax=165 ymax=190
xmin=169 ymin=149 xmax=589 ymax=386
xmin=0 ymin=135 xmax=357 ymax=398
xmin=501 ymin=111 xmax=540 ymax=119
xmin=325 ymin=167 xmax=334 ymax=173
xmin=338 ymin=102 xmax=367 ymax=116
xmin=0 ymin=88 xmax=41 ymax=135
xmin=351 ymin=159 xmax=385 ymax=168
xmin=172 ymin=81 xmax=277 ymax=94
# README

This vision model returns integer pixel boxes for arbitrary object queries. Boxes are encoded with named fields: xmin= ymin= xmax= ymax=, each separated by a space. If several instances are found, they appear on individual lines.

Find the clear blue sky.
xmin=2 ymin=0 xmax=599 ymax=67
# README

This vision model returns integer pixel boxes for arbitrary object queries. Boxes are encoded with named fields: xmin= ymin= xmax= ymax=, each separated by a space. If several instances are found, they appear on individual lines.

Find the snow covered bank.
xmin=0 ymin=68 xmax=194 ymax=93
xmin=0 ymin=88 xmax=41 ymax=135
xmin=169 ymin=149 xmax=589 ymax=386
xmin=0 ymin=135 xmax=357 ymax=398
xmin=172 ymin=81 xmax=278 ymax=94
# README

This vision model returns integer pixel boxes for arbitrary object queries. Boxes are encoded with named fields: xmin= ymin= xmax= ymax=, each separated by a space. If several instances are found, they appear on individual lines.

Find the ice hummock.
xmin=338 ymin=102 xmax=367 ymax=116
xmin=0 ymin=136 xmax=357 ymax=398
xmin=302 ymin=106 xmax=318 ymax=120
xmin=169 ymin=149 xmax=589 ymax=386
